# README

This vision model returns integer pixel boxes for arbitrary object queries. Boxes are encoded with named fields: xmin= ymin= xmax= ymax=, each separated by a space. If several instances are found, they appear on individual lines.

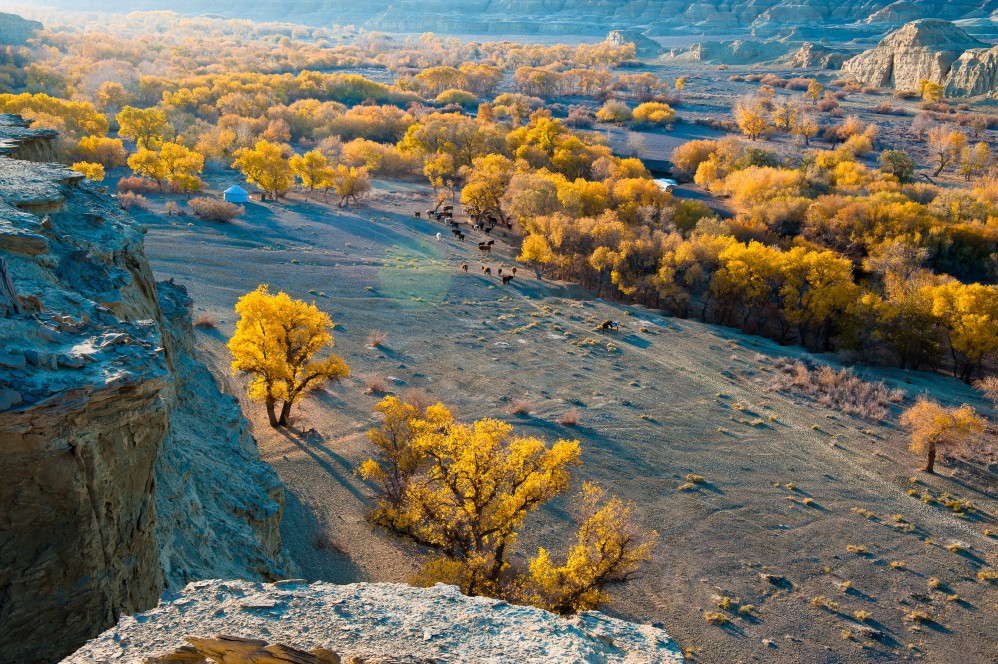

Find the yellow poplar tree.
xmin=232 ymin=140 xmax=295 ymax=201
xmin=116 ymin=106 xmax=172 ymax=149
xmin=228 ymin=285 xmax=350 ymax=427
xmin=899 ymin=398 xmax=985 ymax=473
xmin=127 ymin=147 xmax=168 ymax=188
xmin=289 ymin=149 xmax=334 ymax=196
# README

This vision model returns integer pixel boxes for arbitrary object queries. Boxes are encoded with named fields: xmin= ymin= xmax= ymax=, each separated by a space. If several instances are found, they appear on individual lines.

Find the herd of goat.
xmin=417 ymin=205 xmax=517 ymax=285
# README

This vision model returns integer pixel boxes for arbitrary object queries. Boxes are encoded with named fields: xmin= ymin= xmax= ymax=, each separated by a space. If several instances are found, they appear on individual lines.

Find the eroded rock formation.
xmin=783 ymin=42 xmax=853 ymax=69
xmin=66 ymin=580 xmax=685 ymax=663
xmin=842 ymin=19 xmax=995 ymax=95
xmin=0 ymin=118 xmax=292 ymax=663
xmin=32 ymin=0 xmax=998 ymax=38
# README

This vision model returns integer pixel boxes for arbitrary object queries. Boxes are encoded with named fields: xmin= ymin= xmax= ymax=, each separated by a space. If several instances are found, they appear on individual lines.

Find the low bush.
xmin=189 ymin=197 xmax=245 ymax=222
xmin=769 ymin=358 xmax=904 ymax=419
xmin=116 ymin=176 xmax=161 ymax=194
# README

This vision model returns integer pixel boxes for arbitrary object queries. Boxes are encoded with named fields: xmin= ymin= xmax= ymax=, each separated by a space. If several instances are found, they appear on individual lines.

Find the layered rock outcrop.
xmin=32 ymin=0 xmax=998 ymax=38
xmin=783 ymin=42 xmax=853 ymax=69
xmin=607 ymin=29 xmax=664 ymax=58
xmin=842 ymin=19 xmax=994 ymax=95
xmin=66 ymin=580 xmax=685 ymax=663
xmin=946 ymin=44 xmax=998 ymax=97
xmin=0 ymin=118 xmax=292 ymax=663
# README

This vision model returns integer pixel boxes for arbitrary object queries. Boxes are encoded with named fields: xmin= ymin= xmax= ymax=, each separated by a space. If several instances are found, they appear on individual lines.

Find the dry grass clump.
xmin=366 ymin=330 xmax=388 ymax=348
xmin=399 ymin=388 xmax=435 ymax=411
xmin=685 ymin=473 xmax=706 ymax=484
xmin=904 ymin=610 xmax=932 ymax=624
xmin=703 ymin=611 xmax=729 ymax=624
xmin=116 ymin=176 xmax=161 ymax=194
xmin=975 ymin=376 xmax=998 ymax=405
xmin=189 ymin=197 xmax=245 ymax=222
xmin=854 ymin=610 xmax=872 ymax=622
xmin=811 ymin=595 xmax=839 ymax=610
xmin=118 ymin=191 xmax=151 ymax=210
xmin=769 ymin=358 xmax=904 ymax=419
xmin=846 ymin=544 xmax=869 ymax=555
xmin=506 ymin=399 xmax=533 ymax=416
xmin=557 ymin=409 xmax=580 ymax=426
xmin=193 ymin=313 xmax=218 ymax=329
xmin=364 ymin=376 xmax=389 ymax=395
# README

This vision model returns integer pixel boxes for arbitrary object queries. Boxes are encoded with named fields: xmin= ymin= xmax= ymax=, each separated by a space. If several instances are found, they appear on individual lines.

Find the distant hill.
xmin=25 ymin=0 xmax=998 ymax=37
xmin=0 ymin=11 xmax=41 ymax=44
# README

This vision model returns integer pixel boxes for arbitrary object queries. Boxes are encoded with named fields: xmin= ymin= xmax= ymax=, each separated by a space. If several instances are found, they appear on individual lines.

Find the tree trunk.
xmin=265 ymin=399 xmax=280 ymax=428
xmin=923 ymin=443 xmax=936 ymax=474
xmin=278 ymin=400 xmax=293 ymax=426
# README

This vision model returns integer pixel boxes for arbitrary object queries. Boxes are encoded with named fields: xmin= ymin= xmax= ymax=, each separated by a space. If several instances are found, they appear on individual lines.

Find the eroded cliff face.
xmin=0 ymin=119 xmax=292 ymax=663
xmin=842 ymin=19 xmax=998 ymax=95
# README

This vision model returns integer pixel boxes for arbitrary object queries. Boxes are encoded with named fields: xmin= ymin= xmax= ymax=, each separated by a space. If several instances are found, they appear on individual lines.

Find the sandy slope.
xmin=138 ymin=178 xmax=997 ymax=664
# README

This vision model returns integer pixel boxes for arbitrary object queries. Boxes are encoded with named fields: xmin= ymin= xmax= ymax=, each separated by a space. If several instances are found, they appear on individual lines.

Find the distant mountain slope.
xmin=26 ymin=0 xmax=998 ymax=36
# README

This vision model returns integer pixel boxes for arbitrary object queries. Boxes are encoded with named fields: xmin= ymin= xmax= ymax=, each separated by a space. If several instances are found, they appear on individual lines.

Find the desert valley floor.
xmin=137 ymin=177 xmax=997 ymax=664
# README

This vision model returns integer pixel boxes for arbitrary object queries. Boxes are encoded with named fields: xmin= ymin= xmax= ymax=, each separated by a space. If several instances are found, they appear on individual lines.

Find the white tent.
xmin=223 ymin=185 xmax=249 ymax=203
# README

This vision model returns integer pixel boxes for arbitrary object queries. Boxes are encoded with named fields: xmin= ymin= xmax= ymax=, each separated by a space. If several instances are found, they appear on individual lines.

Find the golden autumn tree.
xmin=358 ymin=396 xmax=657 ymax=612
xmin=70 ymin=161 xmax=104 ymax=182
xmin=734 ymin=97 xmax=769 ymax=141
xmin=76 ymin=135 xmax=127 ymax=168
xmin=518 ymin=483 xmax=658 ymax=614
xmin=159 ymin=142 xmax=205 ymax=193
xmin=289 ymin=149 xmax=334 ymax=197
xmin=116 ymin=105 xmax=172 ymax=149
xmin=228 ymin=285 xmax=349 ymax=427
xmin=899 ymin=398 xmax=985 ymax=473
xmin=804 ymin=79 xmax=823 ymax=106
xmin=330 ymin=164 xmax=372 ymax=207
xmin=232 ymin=140 xmax=294 ymax=201
xmin=127 ymin=147 xmax=168 ymax=188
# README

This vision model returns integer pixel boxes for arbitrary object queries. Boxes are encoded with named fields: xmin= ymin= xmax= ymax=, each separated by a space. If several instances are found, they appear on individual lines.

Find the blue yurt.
xmin=223 ymin=185 xmax=249 ymax=203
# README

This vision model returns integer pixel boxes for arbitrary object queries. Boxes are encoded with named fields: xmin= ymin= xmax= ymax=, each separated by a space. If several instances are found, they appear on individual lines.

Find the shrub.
xmin=846 ymin=544 xmax=868 ymax=554
xmin=632 ymin=101 xmax=676 ymax=127
xmin=364 ymin=376 xmax=389 ymax=395
xmin=811 ymin=595 xmax=839 ymax=610
xmin=716 ymin=596 xmax=733 ymax=610
xmin=193 ymin=313 xmax=218 ymax=329
xmin=904 ymin=611 xmax=932 ymax=623
xmin=116 ymin=176 xmax=161 ymax=194
xmin=889 ymin=560 xmax=907 ymax=569
xmin=118 ymin=191 xmax=150 ymax=210
xmin=685 ymin=473 xmax=706 ymax=484
xmin=894 ymin=89 xmax=920 ymax=100
xmin=507 ymin=399 xmax=533 ymax=415
xmin=189 ymin=197 xmax=245 ymax=222
xmin=70 ymin=161 xmax=104 ymax=182
xmin=769 ymin=358 xmax=904 ymax=419
xmin=873 ymin=102 xmax=894 ymax=114
xmin=435 ymin=89 xmax=478 ymax=107
xmin=704 ymin=611 xmax=729 ymax=624
xmin=565 ymin=106 xmax=596 ymax=128
xmin=596 ymin=99 xmax=632 ymax=123
xmin=854 ymin=610 xmax=872 ymax=622
xmin=557 ymin=409 xmax=580 ymax=426
xmin=366 ymin=330 xmax=388 ymax=348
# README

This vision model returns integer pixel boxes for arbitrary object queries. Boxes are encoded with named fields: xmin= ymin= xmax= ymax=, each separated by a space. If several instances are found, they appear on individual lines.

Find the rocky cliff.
xmin=66 ymin=579 xmax=685 ymax=663
xmin=842 ymin=19 xmax=998 ymax=95
xmin=0 ymin=118 xmax=292 ymax=664
xmin=31 ymin=0 xmax=998 ymax=38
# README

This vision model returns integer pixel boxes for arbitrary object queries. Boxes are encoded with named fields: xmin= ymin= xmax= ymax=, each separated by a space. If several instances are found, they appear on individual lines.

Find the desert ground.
xmin=132 ymin=166 xmax=998 ymax=664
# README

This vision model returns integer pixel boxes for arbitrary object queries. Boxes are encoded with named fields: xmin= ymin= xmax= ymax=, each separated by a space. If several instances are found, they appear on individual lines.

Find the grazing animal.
xmin=451 ymin=228 xmax=461 ymax=236
xmin=502 ymin=274 xmax=514 ymax=285
xmin=461 ymin=263 xmax=468 ymax=272
xmin=598 ymin=319 xmax=620 ymax=331
xmin=456 ymin=232 xmax=465 ymax=241
xmin=483 ymin=226 xmax=492 ymax=235
xmin=415 ymin=211 xmax=421 ymax=218
xmin=443 ymin=205 xmax=454 ymax=212
xmin=487 ymin=239 xmax=495 ymax=246
xmin=426 ymin=210 xmax=434 ymax=218
xmin=497 ymin=267 xmax=503 ymax=276
xmin=482 ymin=266 xmax=492 ymax=276
xmin=511 ymin=267 xmax=517 ymax=276
xmin=436 ymin=232 xmax=442 ymax=240
xmin=478 ymin=242 xmax=492 ymax=254
xmin=436 ymin=213 xmax=444 ymax=221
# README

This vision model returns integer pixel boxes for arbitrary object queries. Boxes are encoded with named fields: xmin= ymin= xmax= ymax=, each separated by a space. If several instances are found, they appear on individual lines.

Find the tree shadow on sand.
xmin=280 ymin=490 xmax=367 ymax=584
